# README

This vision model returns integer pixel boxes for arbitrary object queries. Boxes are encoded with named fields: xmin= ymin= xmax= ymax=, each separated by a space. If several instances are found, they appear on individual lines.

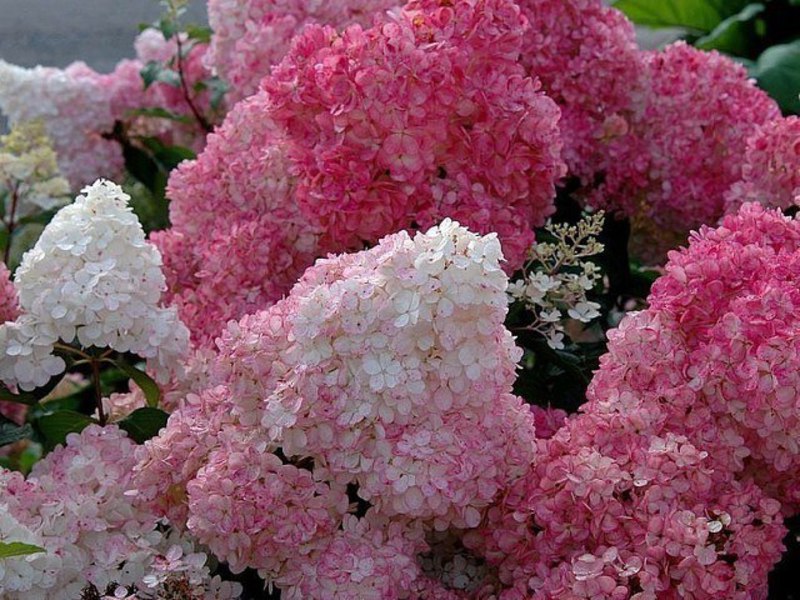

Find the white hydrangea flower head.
xmin=0 ymin=180 xmax=189 ymax=390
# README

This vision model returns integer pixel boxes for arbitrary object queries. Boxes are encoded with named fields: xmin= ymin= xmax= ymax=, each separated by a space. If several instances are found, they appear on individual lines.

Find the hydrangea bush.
xmin=0 ymin=0 xmax=798 ymax=598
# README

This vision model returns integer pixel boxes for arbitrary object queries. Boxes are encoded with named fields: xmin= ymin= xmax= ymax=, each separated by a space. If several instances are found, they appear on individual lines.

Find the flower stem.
xmin=91 ymin=357 xmax=106 ymax=426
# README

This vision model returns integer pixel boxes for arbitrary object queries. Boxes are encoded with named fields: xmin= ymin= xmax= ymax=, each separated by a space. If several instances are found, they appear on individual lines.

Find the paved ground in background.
xmin=0 ymin=0 xmax=207 ymax=73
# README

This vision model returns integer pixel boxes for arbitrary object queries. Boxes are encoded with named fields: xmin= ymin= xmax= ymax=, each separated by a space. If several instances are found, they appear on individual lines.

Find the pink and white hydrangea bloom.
xmin=136 ymin=219 xmax=538 ymax=595
xmin=206 ymin=0 xmax=399 ymax=103
xmin=0 ymin=425 xmax=242 ymax=599
xmin=161 ymin=0 xmax=565 ymax=345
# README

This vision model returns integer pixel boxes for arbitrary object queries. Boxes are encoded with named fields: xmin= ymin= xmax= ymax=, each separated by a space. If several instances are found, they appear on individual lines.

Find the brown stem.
xmin=3 ymin=181 xmax=20 ymax=265
xmin=91 ymin=357 xmax=106 ymax=426
xmin=174 ymin=34 xmax=212 ymax=134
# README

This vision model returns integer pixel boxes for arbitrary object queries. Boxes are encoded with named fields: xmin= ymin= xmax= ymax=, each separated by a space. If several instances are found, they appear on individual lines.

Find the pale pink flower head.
xmin=0 ymin=60 xmax=123 ymax=189
xmin=212 ymin=220 xmax=536 ymax=528
xmin=725 ymin=115 xmax=800 ymax=214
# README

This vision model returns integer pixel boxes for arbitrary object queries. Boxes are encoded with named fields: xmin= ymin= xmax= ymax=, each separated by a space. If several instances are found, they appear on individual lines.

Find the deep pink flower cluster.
xmin=473 ymin=411 xmax=785 ymax=599
xmin=0 ymin=263 xmax=23 ymax=425
xmin=265 ymin=0 xmax=564 ymax=258
xmin=435 ymin=204 xmax=798 ymax=598
xmin=725 ymin=116 xmax=800 ymax=214
xmin=0 ymin=262 xmax=18 ymax=324
xmin=590 ymin=203 xmax=800 ymax=510
xmin=206 ymin=0 xmax=399 ymax=103
xmin=515 ymin=0 xmax=645 ymax=195
xmin=136 ymin=221 xmax=538 ymax=596
xmin=591 ymin=43 xmax=780 ymax=261
xmin=163 ymin=0 xmax=565 ymax=345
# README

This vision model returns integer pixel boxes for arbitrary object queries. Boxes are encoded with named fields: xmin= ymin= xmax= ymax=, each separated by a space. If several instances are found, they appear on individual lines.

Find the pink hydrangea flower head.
xmin=212 ymin=220 xmax=536 ymax=528
xmin=186 ymin=437 xmax=348 ymax=577
xmin=515 ymin=0 xmax=646 ymax=195
xmin=597 ymin=43 xmax=781 ymax=261
xmin=162 ymin=0 xmax=564 ymax=343
xmin=0 ymin=262 xmax=19 ymax=324
xmin=725 ymin=115 xmax=800 ymax=214
xmin=0 ymin=425 xmax=241 ymax=598
xmin=207 ymin=0 xmax=399 ymax=103
xmin=264 ymin=0 xmax=565 ymax=266
xmin=590 ymin=203 xmax=800 ymax=511
xmin=473 ymin=411 xmax=785 ymax=598
xmin=275 ymin=513 xmax=424 ymax=599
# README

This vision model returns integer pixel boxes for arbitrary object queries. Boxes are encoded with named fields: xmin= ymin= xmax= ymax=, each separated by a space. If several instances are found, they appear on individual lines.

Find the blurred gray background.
xmin=0 ymin=0 xmax=207 ymax=73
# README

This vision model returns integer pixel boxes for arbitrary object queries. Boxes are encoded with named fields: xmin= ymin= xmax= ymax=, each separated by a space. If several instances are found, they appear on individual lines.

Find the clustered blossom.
xmin=455 ymin=207 xmax=798 ymax=599
xmin=725 ymin=116 xmax=800 ymax=214
xmin=516 ymin=0 xmax=645 ymax=195
xmin=589 ymin=203 xmax=800 ymax=512
xmin=0 ymin=425 xmax=242 ymax=599
xmin=0 ymin=180 xmax=188 ymax=390
xmin=0 ymin=121 xmax=71 ymax=225
xmin=0 ymin=60 xmax=122 ymax=189
xmin=136 ymin=220 xmax=538 ymax=596
xmin=0 ymin=28 xmax=215 ymax=190
xmin=600 ymin=43 xmax=780 ymax=263
xmin=162 ymin=0 xmax=565 ymax=345
xmin=508 ymin=212 xmax=604 ymax=349
xmin=473 ymin=411 xmax=785 ymax=599
xmin=206 ymin=0 xmax=399 ymax=103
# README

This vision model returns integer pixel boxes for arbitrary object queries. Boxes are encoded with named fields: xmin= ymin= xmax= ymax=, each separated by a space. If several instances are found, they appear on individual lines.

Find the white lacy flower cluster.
xmin=0 ymin=121 xmax=71 ymax=222
xmin=0 ymin=426 xmax=242 ymax=600
xmin=508 ymin=212 xmax=605 ymax=349
xmin=0 ymin=180 xmax=189 ymax=390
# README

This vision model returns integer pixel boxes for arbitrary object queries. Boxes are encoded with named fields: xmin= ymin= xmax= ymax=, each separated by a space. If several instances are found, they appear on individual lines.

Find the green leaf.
xmin=123 ymin=141 xmax=161 ymax=192
xmin=0 ymin=542 xmax=45 ymax=559
xmin=158 ymin=16 xmax=179 ymax=40
xmin=207 ymin=77 xmax=229 ymax=112
xmin=35 ymin=410 xmax=94 ymax=447
xmin=140 ymin=61 xmax=181 ymax=90
xmin=186 ymin=24 xmax=212 ymax=43
xmin=613 ymin=0 xmax=749 ymax=32
xmin=118 ymin=407 xmax=169 ymax=443
xmin=129 ymin=107 xmax=194 ymax=125
xmin=695 ymin=3 xmax=765 ymax=55
xmin=753 ymin=40 xmax=800 ymax=114
xmin=0 ymin=374 xmax=65 ymax=406
xmin=0 ymin=415 xmax=32 ymax=447
xmin=115 ymin=362 xmax=162 ymax=408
